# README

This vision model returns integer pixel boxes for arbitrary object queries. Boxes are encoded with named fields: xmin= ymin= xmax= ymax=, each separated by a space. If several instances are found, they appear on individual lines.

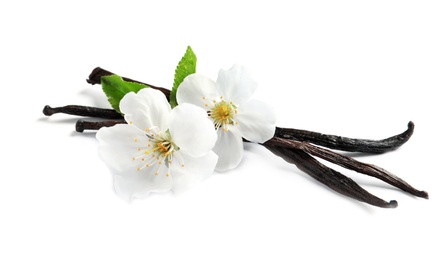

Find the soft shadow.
xmin=70 ymin=131 xmax=97 ymax=138
xmin=37 ymin=116 xmax=80 ymax=125
xmin=242 ymin=142 xmax=258 ymax=152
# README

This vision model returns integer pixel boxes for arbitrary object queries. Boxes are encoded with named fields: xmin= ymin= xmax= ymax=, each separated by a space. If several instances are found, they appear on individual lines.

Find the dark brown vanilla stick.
xmin=75 ymin=120 xmax=126 ymax=132
xmin=267 ymin=137 xmax=428 ymax=199
xmin=86 ymin=67 xmax=171 ymax=100
xmin=43 ymin=105 xmax=123 ymax=119
xmin=275 ymin=122 xmax=414 ymax=154
xmin=86 ymin=67 xmax=414 ymax=154
xmin=263 ymin=143 xmax=398 ymax=208
xmin=46 ymin=102 xmax=414 ymax=154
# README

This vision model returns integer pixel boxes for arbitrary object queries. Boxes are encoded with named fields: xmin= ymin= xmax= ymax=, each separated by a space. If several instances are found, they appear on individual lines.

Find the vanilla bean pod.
xmin=263 ymin=142 xmax=398 ymax=208
xmin=86 ymin=67 xmax=414 ymax=153
xmin=86 ymin=67 xmax=171 ymax=100
xmin=267 ymin=137 xmax=428 ymax=199
xmin=275 ymin=122 xmax=414 ymax=154
xmin=43 ymin=105 xmax=123 ymax=119
xmin=75 ymin=119 xmax=126 ymax=132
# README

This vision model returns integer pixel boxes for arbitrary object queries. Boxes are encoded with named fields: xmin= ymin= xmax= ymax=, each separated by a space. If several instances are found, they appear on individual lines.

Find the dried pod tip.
xmin=76 ymin=120 xmax=85 ymax=133
xmin=388 ymin=200 xmax=398 ymax=208
xmin=418 ymin=191 xmax=429 ymax=199
xmin=42 ymin=105 xmax=54 ymax=116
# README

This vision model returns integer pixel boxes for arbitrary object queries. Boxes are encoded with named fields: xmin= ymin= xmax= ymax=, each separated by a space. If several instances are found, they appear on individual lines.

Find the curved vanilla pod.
xmin=43 ymin=105 xmax=123 ymax=119
xmin=86 ymin=67 xmax=171 ymax=100
xmin=263 ymin=142 xmax=398 ymax=208
xmin=75 ymin=119 xmax=126 ymax=132
xmin=268 ymin=137 xmax=428 ymax=199
xmin=274 ymin=122 xmax=414 ymax=154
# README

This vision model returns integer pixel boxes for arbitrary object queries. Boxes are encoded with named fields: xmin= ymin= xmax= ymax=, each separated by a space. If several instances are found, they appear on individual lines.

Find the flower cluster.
xmin=97 ymin=65 xmax=276 ymax=201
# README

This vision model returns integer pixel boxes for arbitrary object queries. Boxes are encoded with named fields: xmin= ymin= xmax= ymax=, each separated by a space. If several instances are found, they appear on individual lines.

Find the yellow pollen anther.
xmin=134 ymin=138 xmax=138 ymax=142
xmin=141 ymin=158 xmax=145 ymax=161
xmin=137 ymin=167 xmax=141 ymax=171
xmin=166 ymin=173 xmax=169 ymax=177
xmin=202 ymin=96 xmax=206 ymax=100
xmin=182 ymin=164 xmax=185 ymax=168
xmin=155 ymin=172 xmax=159 ymax=176
xmin=145 ymin=150 xmax=150 ymax=155
xmin=129 ymin=121 xmax=133 ymax=125
xmin=216 ymin=104 xmax=231 ymax=120
xmin=205 ymin=104 xmax=209 ymax=107
xmin=157 ymin=142 xmax=169 ymax=152
xmin=132 ymin=157 xmax=136 ymax=161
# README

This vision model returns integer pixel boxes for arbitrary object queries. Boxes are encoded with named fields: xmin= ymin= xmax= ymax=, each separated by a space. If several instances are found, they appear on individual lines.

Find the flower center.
xmin=210 ymin=101 xmax=237 ymax=130
xmin=151 ymin=131 xmax=177 ymax=163
xmin=133 ymin=129 xmax=183 ymax=176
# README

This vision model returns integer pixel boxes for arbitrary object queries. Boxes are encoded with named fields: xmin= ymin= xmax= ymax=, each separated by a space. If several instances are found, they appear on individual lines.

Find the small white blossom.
xmin=96 ymin=88 xmax=218 ymax=201
xmin=176 ymin=64 xmax=276 ymax=171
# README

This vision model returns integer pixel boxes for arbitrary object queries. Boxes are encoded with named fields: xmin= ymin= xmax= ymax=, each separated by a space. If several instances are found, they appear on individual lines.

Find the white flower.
xmin=96 ymin=88 xmax=218 ymax=201
xmin=176 ymin=64 xmax=276 ymax=171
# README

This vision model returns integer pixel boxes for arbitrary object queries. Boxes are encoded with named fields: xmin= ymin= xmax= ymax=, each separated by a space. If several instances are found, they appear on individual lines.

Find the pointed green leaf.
xmin=101 ymin=75 xmax=148 ymax=113
xmin=170 ymin=46 xmax=197 ymax=108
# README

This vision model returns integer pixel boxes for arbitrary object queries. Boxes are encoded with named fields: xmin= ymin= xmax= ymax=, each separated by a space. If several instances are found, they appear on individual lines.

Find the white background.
xmin=1 ymin=1 xmax=446 ymax=259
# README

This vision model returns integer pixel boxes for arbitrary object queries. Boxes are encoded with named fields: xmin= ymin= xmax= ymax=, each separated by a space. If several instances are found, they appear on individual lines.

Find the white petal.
xmin=176 ymin=73 xmax=218 ymax=110
xmin=216 ymin=64 xmax=257 ymax=105
xmin=235 ymin=99 xmax=276 ymax=143
xmin=213 ymin=127 xmax=244 ymax=171
xmin=96 ymin=124 xmax=146 ymax=172
xmin=169 ymin=103 xmax=217 ymax=157
xmin=96 ymin=124 xmax=173 ymax=201
xmin=113 ymin=165 xmax=172 ymax=202
xmin=169 ymin=151 xmax=218 ymax=193
xmin=120 ymin=88 xmax=171 ymax=131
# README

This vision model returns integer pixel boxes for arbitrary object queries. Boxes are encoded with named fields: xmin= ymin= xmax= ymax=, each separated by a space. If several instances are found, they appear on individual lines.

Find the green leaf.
xmin=170 ymin=46 xmax=197 ymax=108
xmin=101 ymin=75 xmax=148 ymax=113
